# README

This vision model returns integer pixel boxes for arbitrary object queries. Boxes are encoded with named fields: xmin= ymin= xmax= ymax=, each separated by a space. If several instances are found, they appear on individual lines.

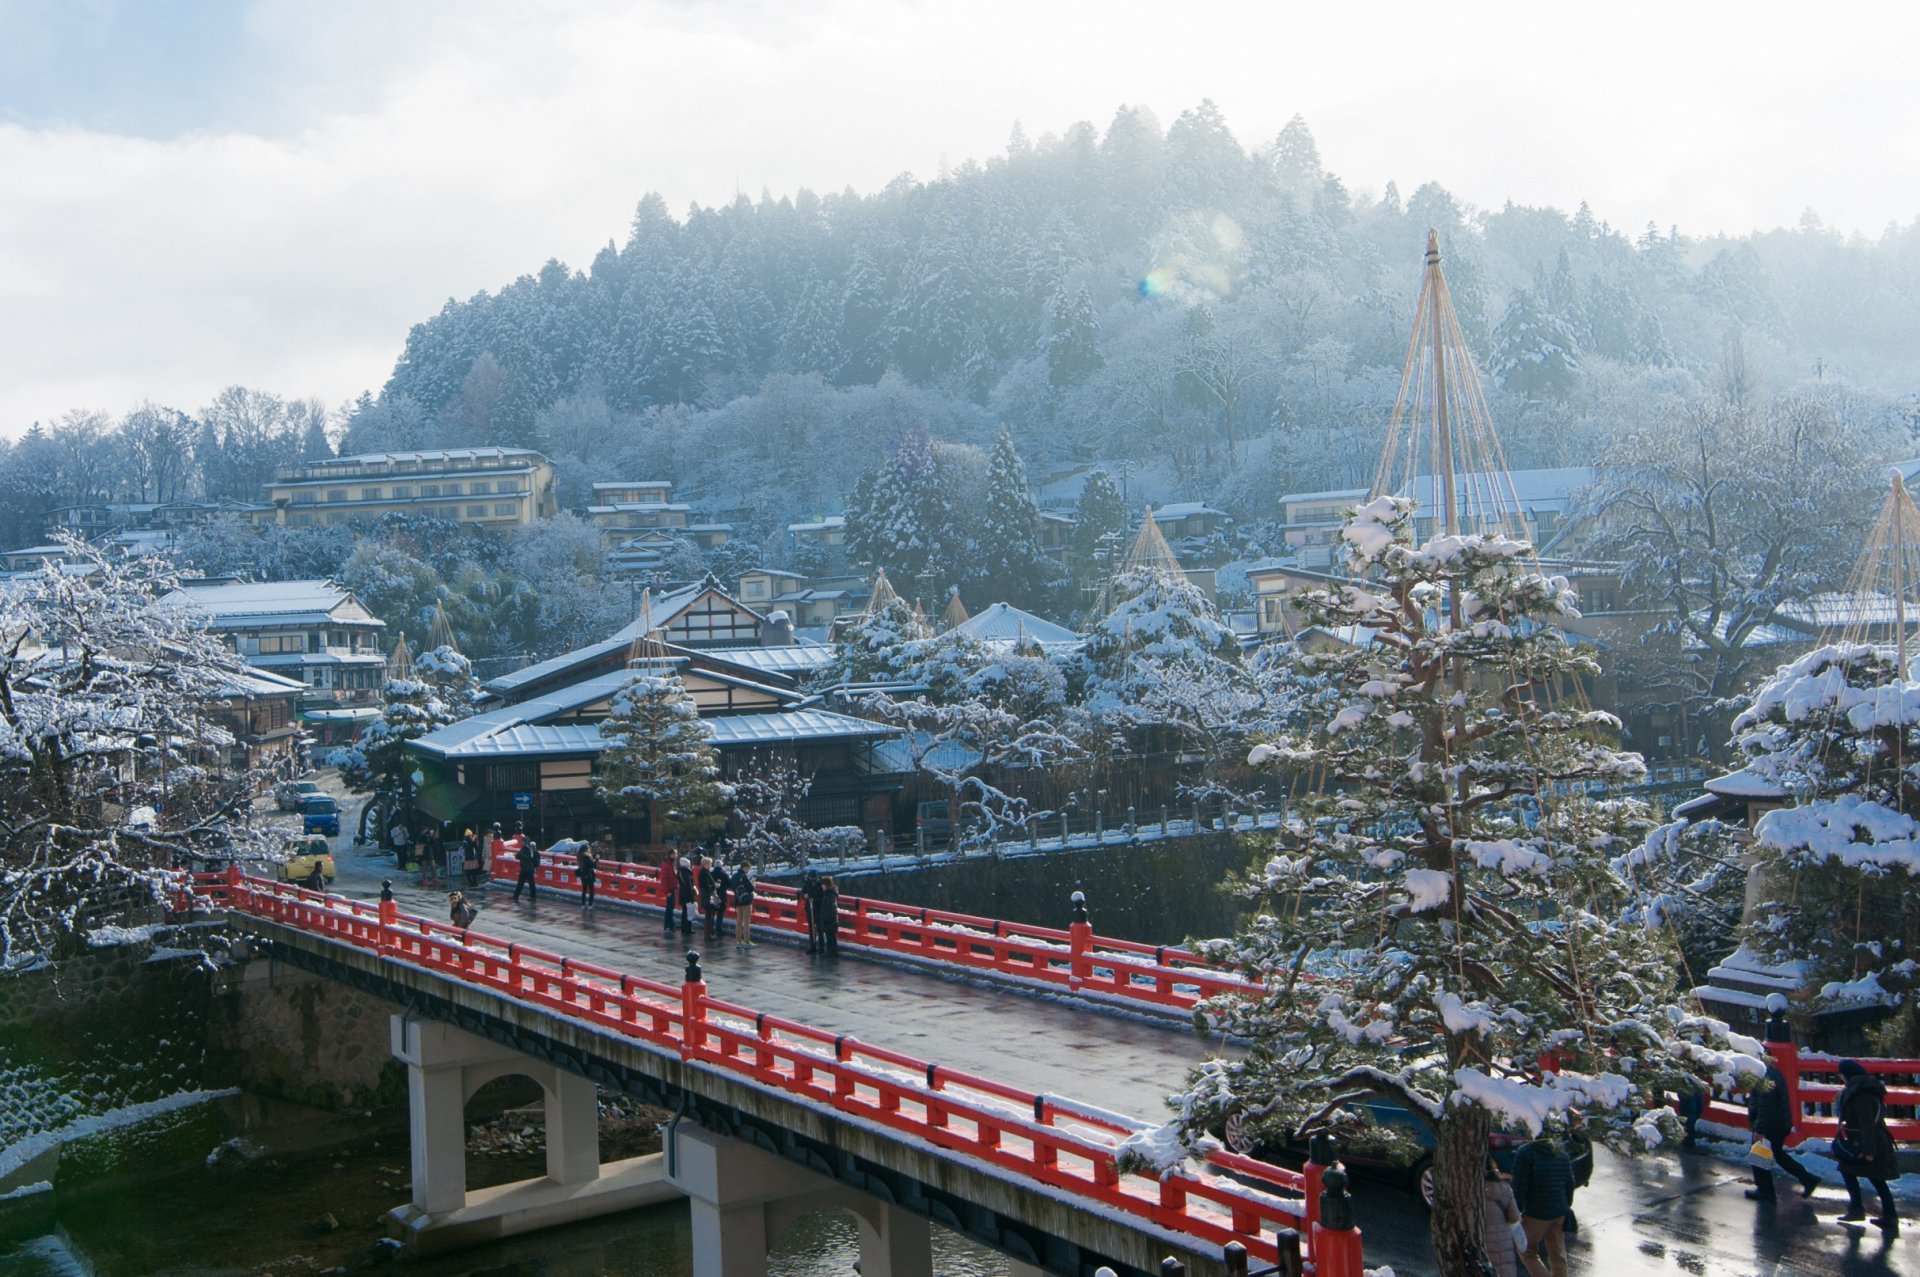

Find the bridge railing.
xmin=1701 ymin=1034 xmax=1920 ymax=1146
xmin=490 ymin=852 xmax=1262 ymax=1014
xmin=185 ymin=868 xmax=1361 ymax=1275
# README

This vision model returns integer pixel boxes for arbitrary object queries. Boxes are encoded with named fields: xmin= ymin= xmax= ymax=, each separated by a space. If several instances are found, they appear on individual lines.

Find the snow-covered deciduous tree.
xmin=854 ymin=691 xmax=1084 ymax=847
xmin=1583 ymin=392 xmax=1888 ymax=737
xmin=594 ymin=662 xmax=726 ymax=842
xmin=1172 ymin=498 xmax=1759 ymax=1277
xmin=1722 ymin=644 xmax=1920 ymax=1051
xmin=0 ymin=540 xmax=277 ymax=966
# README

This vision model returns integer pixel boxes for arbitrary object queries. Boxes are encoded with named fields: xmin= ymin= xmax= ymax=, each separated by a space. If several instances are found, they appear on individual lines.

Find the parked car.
xmin=1221 ymin=1097 xmax=1593 ymax=1209
xmin=274 ymin=779 xmax=322 ymax=811
xmin=301 ymin=794 xmax=341 ymax=838
xmin=274 ymin=836 xmax=335 ymax=884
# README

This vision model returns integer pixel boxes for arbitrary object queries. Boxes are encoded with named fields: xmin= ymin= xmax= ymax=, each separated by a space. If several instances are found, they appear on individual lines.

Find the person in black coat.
xmin=801 ymin=869 xmax=823 ymax=954
xmin=1835 ymin=1059 xmax=1900 ymax=1234
xmin=676 ymin=857 xmax=696 ymax=931
xmin=575 ymin=844 xmax=598 ymax=908
xmin=511 ymin=837 xmax=540 ymax=903
xmin=818 ymin=875 xmax=840 ymax=954
xmin=698 ymin=856 xmax=722 ymax=938
xmin=1745 ymin=1060 xmax=1819 ymax=1200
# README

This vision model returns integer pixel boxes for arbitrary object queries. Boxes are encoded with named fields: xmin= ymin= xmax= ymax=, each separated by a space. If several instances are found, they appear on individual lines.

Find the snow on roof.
xmin=700 ymin=644 xmax=837 ymax=677
xmin=483 ymin=635 xmax=632 ymax=695
xmin=413 ymin=702 xmax=896 ymax=759
xmin=166 ymin=579 xmax=384 ymax=627
xmin=325 ymin=447 xmax=545 ymax=466
xmin=1277 ymin=488 xmax=1370 ymax=505
xmin=591 ymin=480 xmax=671 ymax=489
xmin=1775 ymin=592 xmax=1906 ymax=630
xmin=610 ymin=580 xmax=755 ymax=642
xmin=787 ymin=516 xmax=846 ymax=532
xmin=1398 ymin=467 xmax=1596 ymax=511
xmin=1151 ymin=502 xmax=1228 ymax=521
xmin=1702 ymin=768 xmax=1787 ymax=800
xmin=952 ymin=602 xmax=1081 ymax=648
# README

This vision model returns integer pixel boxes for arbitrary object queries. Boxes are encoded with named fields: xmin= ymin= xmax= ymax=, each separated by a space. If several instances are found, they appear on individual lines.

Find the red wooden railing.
xmin=488 ymin=851 xmax=1263 ymax=1013
xmin=1703 ymin=1039 xmax=1920 ymax=1147
xmin=184 ymin=868 xmax=1361 ymax=1275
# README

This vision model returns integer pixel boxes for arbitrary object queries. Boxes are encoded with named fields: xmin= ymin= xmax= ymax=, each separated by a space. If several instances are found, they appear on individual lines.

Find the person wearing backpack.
xmin=1834 ymin=1059 xmax=1900 ymax=1235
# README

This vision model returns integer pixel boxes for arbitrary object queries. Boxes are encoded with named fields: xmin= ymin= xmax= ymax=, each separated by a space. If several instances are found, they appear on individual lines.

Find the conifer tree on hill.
xmin=595 ymin=659 xmax=727 ymax=843
xmin=974 ymin=428 xmax=1054 ymax=611
xmin=1171 ymin=496 xmax=1760 ymax=1277
xmin=1069 ymin=467 xmax=1129 ymax=586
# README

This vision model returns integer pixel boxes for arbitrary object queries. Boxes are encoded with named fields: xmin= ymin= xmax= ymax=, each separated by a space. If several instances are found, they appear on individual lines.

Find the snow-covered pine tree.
xmin=2 ymin=540 xmax=279 ymax=965
xmin=1173 ymin=496 xmax=1758 ymax=1277
xmin=1489 ymin=287 xmax=1580 ymax=399
xmin=594 ymin=661 xmax=726 ymax=842
xmin=333 ymin=642 xmax=480 ymax=794
xmin=1069 ymin=468 xmax=1129 ymax=583
xmin=1723 ymin=644 xmax=1920 ymax=1050
xmin=974 ymin=428 xmax=1054 ymax=610
xmin=1047 ymin=286 xmax=1104 ymax=388
xmin=820 ymin=571 xmax=933 ymax=685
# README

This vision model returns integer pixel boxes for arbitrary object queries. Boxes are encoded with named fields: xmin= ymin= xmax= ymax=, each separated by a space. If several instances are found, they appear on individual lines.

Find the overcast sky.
xmin=3 ymin=0 xmax=1917 ymax=437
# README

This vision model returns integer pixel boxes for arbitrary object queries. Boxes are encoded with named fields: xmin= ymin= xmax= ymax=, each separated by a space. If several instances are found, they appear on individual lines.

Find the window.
xmin=443 ymin=483 xmax=461 ymax=496
xmin=421 ymin=484 xmax=439 ymax=497
xmin=292 ymin=491 xmax=316 ymax=504
xmin=493 ymin=502 xmax=517 ymax=516
xmin=391 ymin=486 xmax=412 ymax=499
xmin=327 ymin=512 xmax=347 ymax=524
xmin=485 ymin=763 xmax=538 ymax=793
xmin=495 ymin=479 xmax=521 ymax=494
xmin=290 ymin=513 xmax=314 ymax=527
xmin=743 ymin=581 xmax=766 ymax=599
xmin=466 ymin=504 xmax=487 ymax=518
xmin=327 ymin=489 xmax=348 ymax=503
xmin=361 ymin=488 xmax=382 ymax=501
xmin=258 ymin=634 xmax=304 ymax=654
xmin=469 ymin=481 xmax=490 ymax=495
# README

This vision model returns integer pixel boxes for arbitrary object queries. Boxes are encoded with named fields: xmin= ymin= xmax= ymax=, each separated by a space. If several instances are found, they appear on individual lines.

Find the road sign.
xmin=512 ymin=791 xmax=533 ymax=811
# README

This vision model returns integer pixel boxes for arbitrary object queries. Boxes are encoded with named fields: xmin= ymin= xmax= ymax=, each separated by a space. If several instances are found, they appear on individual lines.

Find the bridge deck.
xmin=333 ymin=856 xmax=1226 ymax=1123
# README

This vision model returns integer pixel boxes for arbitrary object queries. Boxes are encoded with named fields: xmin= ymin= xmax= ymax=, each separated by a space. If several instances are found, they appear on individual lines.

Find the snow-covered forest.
xmin=4 ymin=108 xmax=1917 ymax=558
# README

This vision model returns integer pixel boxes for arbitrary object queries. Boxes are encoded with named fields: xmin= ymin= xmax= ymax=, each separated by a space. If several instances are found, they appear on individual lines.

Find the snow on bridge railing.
xmin=180 ymin=868 xmax=1361 ymax=1275
xmin=1702 ymin=1037 xmax=1920 ymax=1147
xmin=487 ymin=851 xmax=1262 ymax=1014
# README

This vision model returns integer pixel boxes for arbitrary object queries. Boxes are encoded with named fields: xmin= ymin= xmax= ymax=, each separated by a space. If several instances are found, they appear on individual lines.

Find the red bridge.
xmin=185 ymin=867 xmax=1363 ymax=1277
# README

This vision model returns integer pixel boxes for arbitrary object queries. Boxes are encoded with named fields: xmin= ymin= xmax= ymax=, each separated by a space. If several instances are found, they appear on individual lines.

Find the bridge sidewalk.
xmin=328 ymin=845 xmax=1224 ymax=1123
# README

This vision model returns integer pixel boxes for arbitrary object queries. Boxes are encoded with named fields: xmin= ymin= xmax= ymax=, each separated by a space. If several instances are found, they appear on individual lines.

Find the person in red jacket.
xmin=659 ymin=850 xmax=678 ymax=932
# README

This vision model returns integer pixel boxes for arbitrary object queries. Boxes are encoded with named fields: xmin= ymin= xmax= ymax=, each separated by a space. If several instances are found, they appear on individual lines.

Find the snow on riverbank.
xmin=0 ymin=1089 xmax=238 ymax=1184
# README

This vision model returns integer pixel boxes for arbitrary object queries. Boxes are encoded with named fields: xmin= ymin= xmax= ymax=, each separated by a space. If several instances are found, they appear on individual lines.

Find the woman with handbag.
xmin=1834 ymin=1059 xmax=1899 ymax=1235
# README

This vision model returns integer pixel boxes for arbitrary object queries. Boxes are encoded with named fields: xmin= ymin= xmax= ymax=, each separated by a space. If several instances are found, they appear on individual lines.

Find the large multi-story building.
xmin=256 ymin=448 xmax=558 ymax=529
xmin=165 ymin=579 xmax=389 ymax=712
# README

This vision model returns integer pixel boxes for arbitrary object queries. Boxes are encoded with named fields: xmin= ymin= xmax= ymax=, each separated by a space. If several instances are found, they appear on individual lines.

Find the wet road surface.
xmin=311 ymin=800 xmax=1914 ymax=1276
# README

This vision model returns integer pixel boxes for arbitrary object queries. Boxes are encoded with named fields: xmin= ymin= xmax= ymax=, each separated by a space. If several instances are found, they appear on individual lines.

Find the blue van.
xmin=301 ymin=794 xmax=341 ymax=838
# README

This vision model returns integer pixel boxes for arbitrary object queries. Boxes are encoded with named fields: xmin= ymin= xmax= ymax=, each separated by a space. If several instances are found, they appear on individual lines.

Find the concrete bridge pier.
xmin=668 ymin=1124 xmax=933 ymax=1277
xmin=387 ymin=1015 xmax=678 ymax=1253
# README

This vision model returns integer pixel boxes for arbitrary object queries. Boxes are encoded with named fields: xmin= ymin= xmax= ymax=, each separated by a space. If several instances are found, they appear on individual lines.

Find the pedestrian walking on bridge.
xmin=1745 ymin=1058 xmax=1818 ymax=1201
xmin=1513 ymin=1130 xmax=1574 ymax=1277
xmin=511 ymin=837 xmax=540 ymax=904
xmin=659 ymin=851 xmax=678 ymax=932
xmin=1835 ymin=1059 xmax=1900 ymax=1236
xmin=575 ymin=843 xmax=598 ymax=908
xmin=818 ymin=875 xmax=840 ymax=954
xmin=676 ymin=856 xmax=696 ymax=931
xmin=732 ymin=865 xmax=757 ymax=947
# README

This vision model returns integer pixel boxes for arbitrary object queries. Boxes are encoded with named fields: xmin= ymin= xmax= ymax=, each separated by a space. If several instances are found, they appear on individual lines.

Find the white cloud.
xmin=3 ymin=0 xmax=1917 ymax=434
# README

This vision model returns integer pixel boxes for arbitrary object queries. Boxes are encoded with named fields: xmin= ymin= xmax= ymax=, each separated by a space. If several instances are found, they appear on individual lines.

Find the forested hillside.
xmin=348 ymin=104 xmax=1918 ymax=527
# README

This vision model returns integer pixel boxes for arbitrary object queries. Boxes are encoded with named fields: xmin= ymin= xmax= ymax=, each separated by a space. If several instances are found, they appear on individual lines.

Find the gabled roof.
xmin=412 ymin=699 xmax=896 ymax=761
xmin=952 ymin=602 xmax=1081 ymax=648
xmin=700 ymin=644 xmax=837 ymax=678
xmin=1152 ymin=502 xmax=1229 ymax=521
xmin=164 ymin=580 xmax=384 ymax=629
